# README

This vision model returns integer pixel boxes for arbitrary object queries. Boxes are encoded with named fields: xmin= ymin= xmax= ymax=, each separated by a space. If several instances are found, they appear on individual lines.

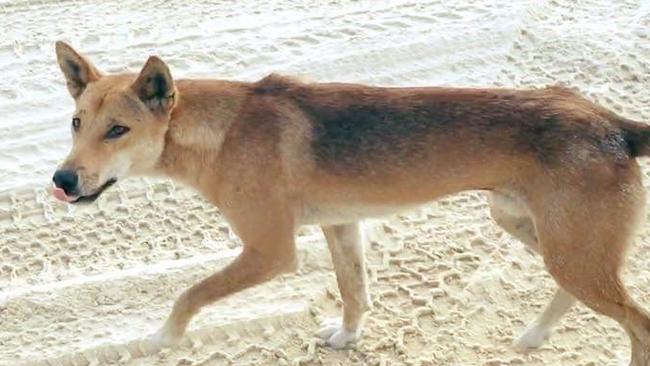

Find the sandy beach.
xmin=2 ymin=0 xmax=650 ymax=365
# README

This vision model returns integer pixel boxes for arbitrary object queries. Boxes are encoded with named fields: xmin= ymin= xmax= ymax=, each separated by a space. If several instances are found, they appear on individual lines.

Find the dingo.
xmin=52 ymin=41 xmax=650 ymax=364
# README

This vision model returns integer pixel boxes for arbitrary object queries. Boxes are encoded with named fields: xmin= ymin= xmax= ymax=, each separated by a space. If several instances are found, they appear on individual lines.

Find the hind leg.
xmin=489 ymin=193 xmax=576 ymax=349
xmin=532 ymin=185 xmax=650 ymax=365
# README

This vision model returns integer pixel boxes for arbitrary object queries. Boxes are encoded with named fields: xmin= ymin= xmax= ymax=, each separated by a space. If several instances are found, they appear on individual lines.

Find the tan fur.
xmin=54 ymin=41 xmax=650 ymax=365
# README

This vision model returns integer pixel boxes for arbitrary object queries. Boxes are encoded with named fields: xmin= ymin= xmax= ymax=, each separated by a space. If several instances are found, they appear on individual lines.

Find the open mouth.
xmin=53 ymin=178 xmax=117 ymax=204
xmin=72 ymin=178 xmax=117 ymax=203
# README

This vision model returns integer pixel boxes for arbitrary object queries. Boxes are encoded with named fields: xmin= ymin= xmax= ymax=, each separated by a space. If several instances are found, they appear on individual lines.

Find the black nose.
xmin=52 ymin=169 xmax=78 ymax=195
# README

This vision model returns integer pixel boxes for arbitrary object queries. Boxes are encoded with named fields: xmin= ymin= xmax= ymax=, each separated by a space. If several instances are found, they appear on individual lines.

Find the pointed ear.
xmin=55 ymin=41 xmax=101 ymax=99
xmin=131 ymin=56 xmax=176 ymax=114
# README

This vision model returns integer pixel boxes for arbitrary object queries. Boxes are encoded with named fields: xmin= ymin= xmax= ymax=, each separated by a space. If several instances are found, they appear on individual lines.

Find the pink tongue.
xmin=52 ymin=187 xmax=72 ymax=202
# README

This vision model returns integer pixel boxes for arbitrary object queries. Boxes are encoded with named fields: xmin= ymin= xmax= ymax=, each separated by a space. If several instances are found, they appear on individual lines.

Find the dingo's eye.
xmin=72 ymin=117 xmax=81 ymax=131
xmin=106 ymin=125 xmax=130 ymax=139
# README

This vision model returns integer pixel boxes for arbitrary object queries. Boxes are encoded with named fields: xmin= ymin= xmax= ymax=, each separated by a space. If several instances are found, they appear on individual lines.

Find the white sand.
xmin=1 ymin=0 xmax=650 ymax=365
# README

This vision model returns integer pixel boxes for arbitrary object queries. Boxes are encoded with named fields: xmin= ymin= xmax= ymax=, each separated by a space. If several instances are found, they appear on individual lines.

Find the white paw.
xmin=148 ymin=324 xmax=181 ymax=350
xmin=515 ymin=324 xmax=550 ymax=350
xmin=316 ymin=318 xmax=358 ymax=349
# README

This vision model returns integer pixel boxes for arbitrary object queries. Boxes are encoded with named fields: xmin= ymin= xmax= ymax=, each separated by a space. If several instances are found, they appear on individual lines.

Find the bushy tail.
xmin=619 ymin=119 xmax=650 ymax=157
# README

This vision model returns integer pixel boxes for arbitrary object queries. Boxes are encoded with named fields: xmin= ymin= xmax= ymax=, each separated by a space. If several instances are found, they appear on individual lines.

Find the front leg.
xmin=318 ymin=222 xmax=371 ymax=348
xmin=151 ymin=204 xmax=297 ymax=347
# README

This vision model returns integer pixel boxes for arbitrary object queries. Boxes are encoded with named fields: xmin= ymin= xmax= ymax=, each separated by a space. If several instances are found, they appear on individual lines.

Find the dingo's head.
xmin=52 ymin=41 xmax=176 ymax=204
